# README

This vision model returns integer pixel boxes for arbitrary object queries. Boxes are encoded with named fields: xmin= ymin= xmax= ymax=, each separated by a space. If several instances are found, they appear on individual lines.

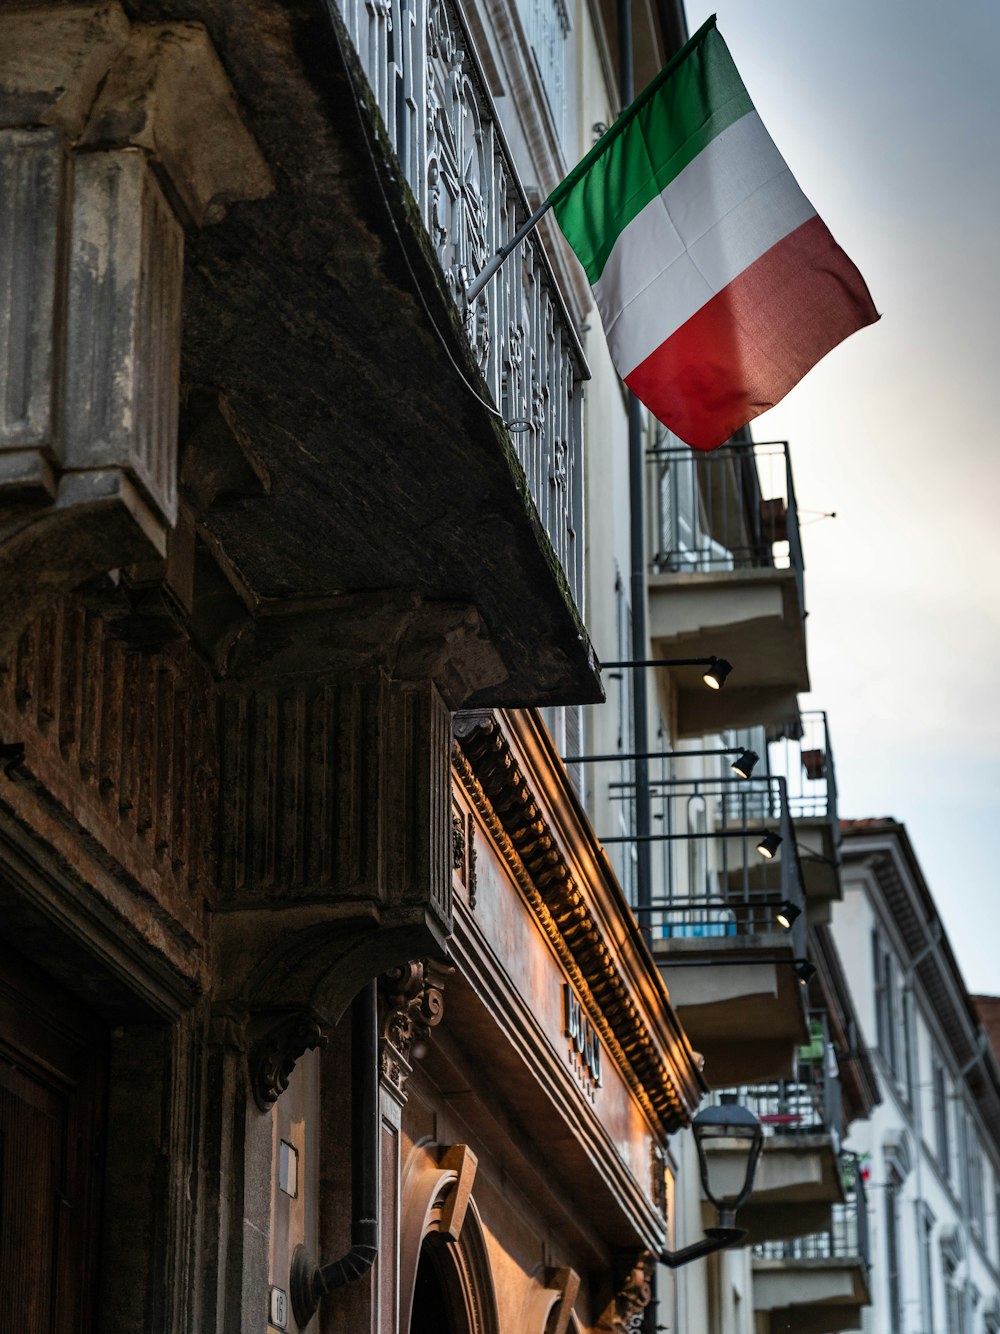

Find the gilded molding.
xmin=453 ymin=720 xmax=691 ymax=1134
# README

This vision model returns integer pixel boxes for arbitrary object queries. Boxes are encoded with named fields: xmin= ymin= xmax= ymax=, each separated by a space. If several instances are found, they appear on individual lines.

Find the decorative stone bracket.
xmin=597 ymin=1252 xmax=655 ymax=1334
xmin=379 ymin=959 xmax=449 ymax=1102
xmin=0 ymin=3 xmax=272 ymax=656
xmin=249 ymin=1010 xmax=329 ymax=1112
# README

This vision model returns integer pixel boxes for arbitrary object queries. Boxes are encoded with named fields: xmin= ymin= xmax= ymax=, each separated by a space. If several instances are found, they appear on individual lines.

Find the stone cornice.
xmin=453 ymin=709 xmax=705 ymax=1135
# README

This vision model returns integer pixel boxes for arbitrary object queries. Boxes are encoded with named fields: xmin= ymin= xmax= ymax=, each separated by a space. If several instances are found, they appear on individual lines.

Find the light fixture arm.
xmin=601 ymin=656 xmax=721 ymax=668
xmin=660 ymin=1225 xmax=747 ymax=1269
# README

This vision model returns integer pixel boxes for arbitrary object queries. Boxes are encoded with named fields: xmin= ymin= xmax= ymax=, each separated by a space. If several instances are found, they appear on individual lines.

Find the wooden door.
xmin=0 ymin=949 xmax=107 ymax=1331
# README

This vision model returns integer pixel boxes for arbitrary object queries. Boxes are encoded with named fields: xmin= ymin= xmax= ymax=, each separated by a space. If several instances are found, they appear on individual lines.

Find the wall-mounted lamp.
xmin=661 ymin=1098 xmax=764 ymax=1268
xmin=756 ymin=830 xmax=782 ymax=859
xmin=775 ymin=899 xmax=802 ymax=930
xmin=703 ymin=658 xmax=733 ymax=690
xmin=601 ymin=656 xmax=734 ymax=692
xmin=731 ymin=749 xmax=759 ymax=779
xmin=795 ymin=959 xmax=817 ymax=986
xmin=564 ymin=745 xmax=759 ymax=778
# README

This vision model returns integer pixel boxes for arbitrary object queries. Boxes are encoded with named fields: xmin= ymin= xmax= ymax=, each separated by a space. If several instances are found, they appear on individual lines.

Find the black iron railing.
xmin=326 ymin=0 xmax=587 ymax=607
xmin=601 ymin=773 xmax=806 ymax=943
xmin=756 ymin=1166 xmax=870 ymax=1270
xmin=764 ymin=711 xmax=839 ymax=826
xmin=720 ymin=1014 xmax=843 ymax=1145
xmin=647 ymin=439 xmax=805 ymax=620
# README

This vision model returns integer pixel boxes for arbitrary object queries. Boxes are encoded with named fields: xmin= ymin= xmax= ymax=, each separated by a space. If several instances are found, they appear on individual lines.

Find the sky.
xmin=681 ymin=0 xmax=1000 ymax=992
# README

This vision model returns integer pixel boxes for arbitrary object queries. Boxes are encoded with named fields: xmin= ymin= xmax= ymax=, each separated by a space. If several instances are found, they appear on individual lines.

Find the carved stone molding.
xmin=452 ymin=804 xmax=479 ymax=908
xmin=0 ymin=3 xmax=271 ymax=655
xmin=217 ymin=673 xmax=452 ymax=936
xmin=453 ymin=712 xmax=699 ymax=1133
xmin=0 ymin=593 xmax=216 ymax=928
xmin=596 ymin=1253 xmax=654 ymax=1334
xmin=379 ymin=959 xmax=448 ymax=1100
xmin=249 ymin=1011 xmax=328 ymax=1111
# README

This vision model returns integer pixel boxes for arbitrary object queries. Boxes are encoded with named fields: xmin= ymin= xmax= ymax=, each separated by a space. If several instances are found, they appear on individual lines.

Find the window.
xmin=872 ymin=931 xmax=901 ymax=1078
xmin=901 ymin=987 xmax=916 ymax=1104
xmin=933 ymin=1063 xmax=950 ymax=1176
xmin=942 ymin=1247 xmax=965 ymax=1334
xmin=960 ymin=1108 xmax=985 ymax=1235
xmin=918 ymin=1203 xmax=935 ymax=1334
xmin=512 ymin=0 xmax=571 ymax=145
xmin=885 ymin=1171 xmax=903 ymax=1333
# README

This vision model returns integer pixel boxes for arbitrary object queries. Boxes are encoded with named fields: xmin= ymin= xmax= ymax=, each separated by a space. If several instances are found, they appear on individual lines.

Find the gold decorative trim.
xmin=453 ymin=726 xmax=690 ymax=1134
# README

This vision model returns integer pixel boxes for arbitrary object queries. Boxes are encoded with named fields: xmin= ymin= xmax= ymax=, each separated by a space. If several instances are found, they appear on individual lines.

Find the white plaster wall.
xmin=836 ymin=861 xmax=1000 ymax=1334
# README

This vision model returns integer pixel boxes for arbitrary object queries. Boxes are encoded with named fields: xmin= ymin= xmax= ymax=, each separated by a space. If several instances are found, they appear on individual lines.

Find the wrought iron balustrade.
xmin=325 ymin=0 xmax=586 ymax=606
xmin=755 ymin=1170 xmax=870 ymax=1271
xmin=764 ymin=711 xmax=839 ymax=825
xmin=604 ymin=773 xmax=805 ymax=942
xmin=719 ymin=1013 xmax=843 ymax=1145
xmin=646 ymin=439 xmax=805 ymax=620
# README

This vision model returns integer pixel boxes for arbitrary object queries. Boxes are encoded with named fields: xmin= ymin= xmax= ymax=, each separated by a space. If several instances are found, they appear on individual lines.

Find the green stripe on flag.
xmin=549 ymin=19 xmax=753 ymax=285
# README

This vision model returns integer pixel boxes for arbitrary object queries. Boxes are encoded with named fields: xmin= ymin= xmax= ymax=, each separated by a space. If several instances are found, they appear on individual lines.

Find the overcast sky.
xmin=679 ymin=0 xmax=1000 ymax=992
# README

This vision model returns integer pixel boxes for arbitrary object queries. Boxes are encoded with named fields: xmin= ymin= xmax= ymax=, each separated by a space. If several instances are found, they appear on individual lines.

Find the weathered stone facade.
xmin=0 ymin=3 xmax=701 ymax=1331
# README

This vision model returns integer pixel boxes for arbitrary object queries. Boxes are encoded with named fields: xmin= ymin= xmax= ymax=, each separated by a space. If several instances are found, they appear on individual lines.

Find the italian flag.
xmin=548 ymin=18 xmax=879 ymax=451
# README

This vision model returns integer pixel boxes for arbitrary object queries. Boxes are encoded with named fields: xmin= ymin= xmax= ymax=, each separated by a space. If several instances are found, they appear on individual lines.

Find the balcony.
xmin=711 ymin=1018 xmax=845 ymax=1243
xmin=603 ymin=770 xmax=809 ymax=1084
xmin=645 ymin=440 xmax=809 ymax=734
xmin=764 ymin=711 xmax=842 ymax=909
xmin=753 ymin=1175 xmax=871 ymax=1334
xmin=63 ymin=0 xmax=600 ymax=708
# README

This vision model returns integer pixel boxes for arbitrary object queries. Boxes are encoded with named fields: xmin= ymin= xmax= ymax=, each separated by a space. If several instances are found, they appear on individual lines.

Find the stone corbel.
xmin=0 ymin=3 xmax=272 ymax=657
xmin=596 ymin=1252 xmax=655 ymax=1334
xmin=248 ymin=1010 xmax=329 ymax=1112
xmin=379 ymin=959 xmax=449 ymax=1103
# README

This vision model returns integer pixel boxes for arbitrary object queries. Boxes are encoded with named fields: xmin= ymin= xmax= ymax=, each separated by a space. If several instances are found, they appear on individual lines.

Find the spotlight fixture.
xmin=795 ymin=959 xmax=817 ymax=986
xmin=776 ymin=899 xmax=801 ymax=930
xmin=731 ymin=748 xmax=759 ymax=779
xmin=703 ymin=658 xmax=733 ymax=691
xmin=756 ymin=830 xmax=782 ymax=859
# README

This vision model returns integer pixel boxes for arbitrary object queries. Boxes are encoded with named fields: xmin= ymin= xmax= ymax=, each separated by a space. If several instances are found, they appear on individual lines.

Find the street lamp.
xmin=660 ymin=1098 xmax=764 ymax=1268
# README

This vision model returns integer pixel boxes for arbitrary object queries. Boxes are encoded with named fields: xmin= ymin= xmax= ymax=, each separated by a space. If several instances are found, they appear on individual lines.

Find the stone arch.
xmin=400 ymin=1142 xmax=499 ymax=1334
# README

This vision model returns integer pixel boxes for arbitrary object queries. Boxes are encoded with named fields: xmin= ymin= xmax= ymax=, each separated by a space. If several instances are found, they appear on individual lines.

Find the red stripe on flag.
xmin=624 ymin=215 xmax=879 ymax=451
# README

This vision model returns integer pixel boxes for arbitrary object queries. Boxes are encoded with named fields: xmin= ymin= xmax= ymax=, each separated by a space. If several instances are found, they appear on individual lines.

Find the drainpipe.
xmin=617 ymin=0 xmax=653 ymax=946
xmin=290 ymin=980 xmax=379 ymax=1327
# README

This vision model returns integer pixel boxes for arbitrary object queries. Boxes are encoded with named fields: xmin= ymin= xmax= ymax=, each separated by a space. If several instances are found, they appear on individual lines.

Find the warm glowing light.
xmin=776 ymin=899 xmax=801 ymax=929
xmin=756 ymin=831 xmax=782 ymax=859
xmin=702 ymin=657 xmax=733 ymax=690
xmin=731 ymin=749 xmax=759 ymax=779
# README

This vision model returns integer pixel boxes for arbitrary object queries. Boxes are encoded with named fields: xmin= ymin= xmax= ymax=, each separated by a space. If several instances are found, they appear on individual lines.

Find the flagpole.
xmin=464 ymin=199 xmax=553 ymax=304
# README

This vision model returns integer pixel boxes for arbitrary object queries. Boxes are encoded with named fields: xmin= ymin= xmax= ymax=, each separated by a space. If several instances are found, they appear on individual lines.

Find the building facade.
xmin=829 ymin=821 xmax=1000 ymax=1334
xmin=5 ymin=1 xmax=983 ymax=1333
xmin=0 ymin=0 xmax=709 ymax=1330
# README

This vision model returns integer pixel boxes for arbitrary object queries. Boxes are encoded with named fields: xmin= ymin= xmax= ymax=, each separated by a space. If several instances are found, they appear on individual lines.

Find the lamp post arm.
xmin=659 ymin=1226 xmax=747 ymax=1269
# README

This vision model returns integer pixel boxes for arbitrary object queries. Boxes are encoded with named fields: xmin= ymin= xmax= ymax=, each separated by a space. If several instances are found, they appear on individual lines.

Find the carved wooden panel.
xmin=0 ymin=595 xmax=215 ymax=930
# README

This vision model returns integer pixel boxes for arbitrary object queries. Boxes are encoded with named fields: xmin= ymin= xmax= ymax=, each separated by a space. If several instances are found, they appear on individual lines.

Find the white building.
xmin=832 ymin=819 xmax=1000 ymax=1334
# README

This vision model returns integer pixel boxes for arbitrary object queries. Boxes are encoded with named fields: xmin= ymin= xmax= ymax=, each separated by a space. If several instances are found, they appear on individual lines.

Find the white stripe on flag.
xmin=593 ymin=111 xmax=816 ymax=376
